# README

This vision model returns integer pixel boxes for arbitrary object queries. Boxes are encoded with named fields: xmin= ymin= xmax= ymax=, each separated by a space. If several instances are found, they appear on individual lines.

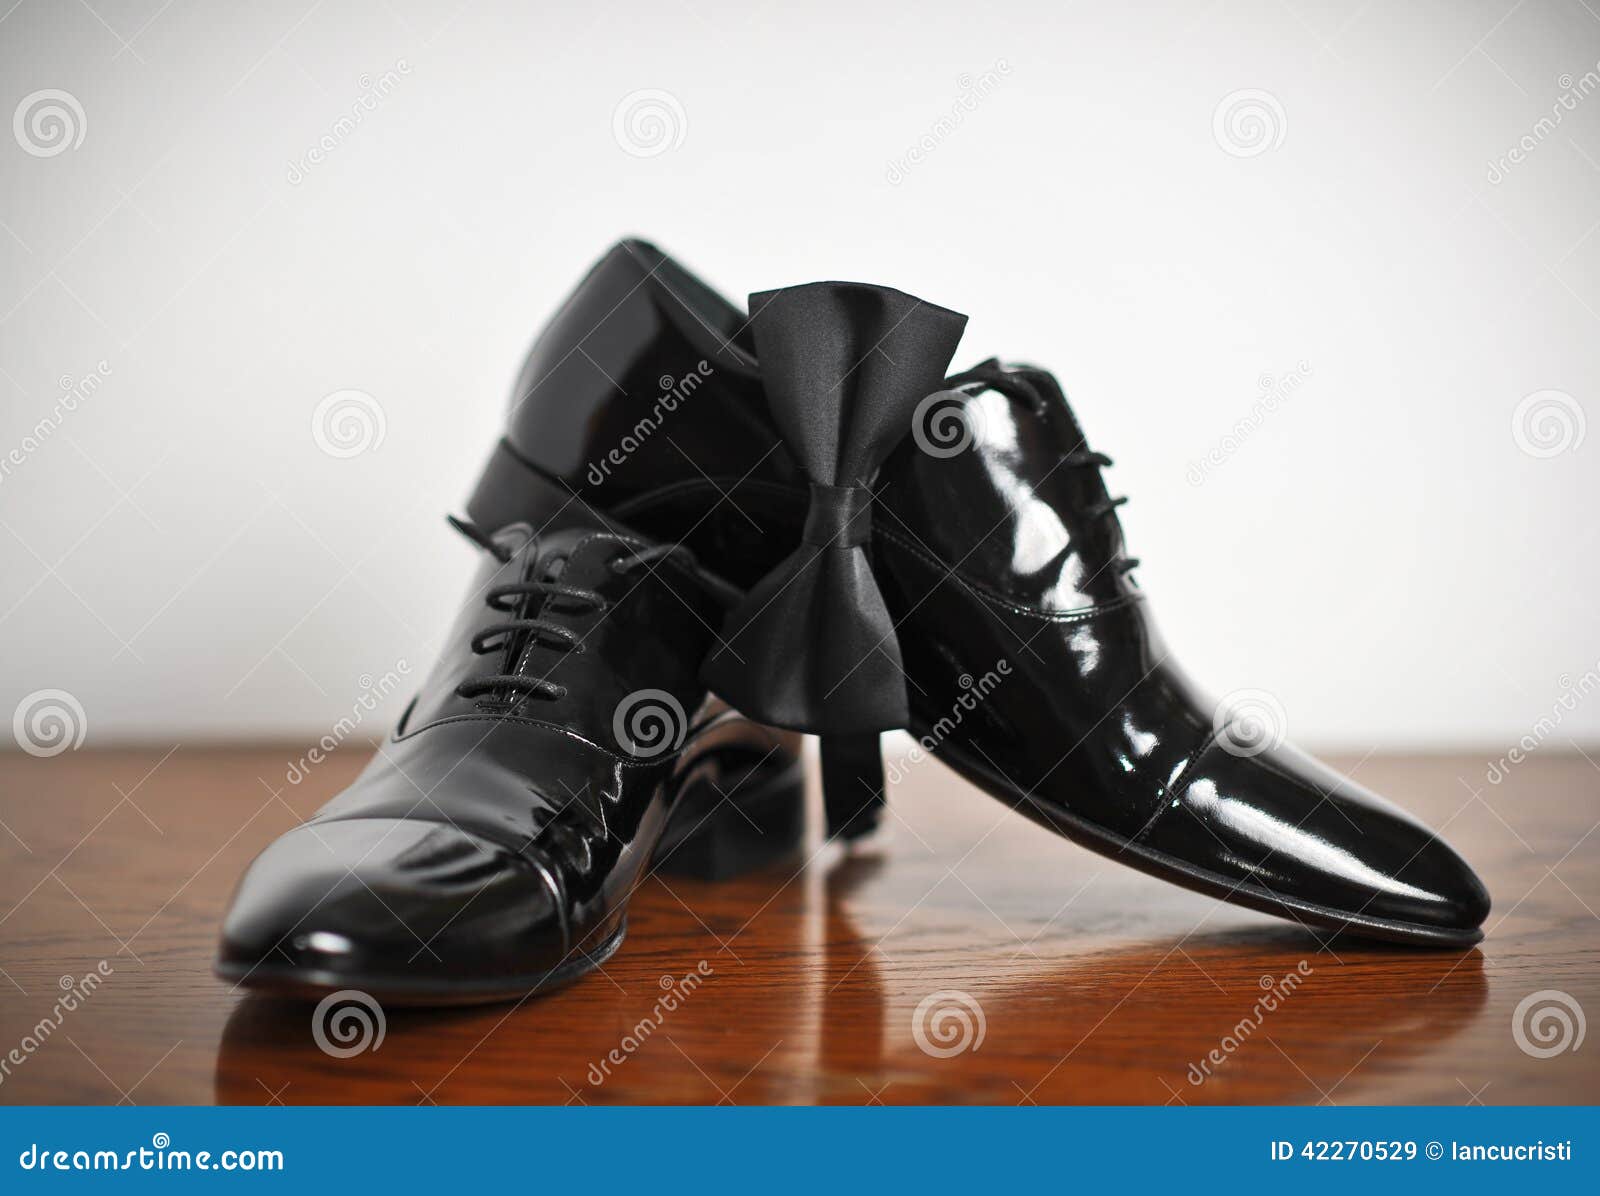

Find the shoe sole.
xmin=213 ymin=920 xmax=629 ymax=1007
xmin=932 ymin=738 xmax=1484 ymax=948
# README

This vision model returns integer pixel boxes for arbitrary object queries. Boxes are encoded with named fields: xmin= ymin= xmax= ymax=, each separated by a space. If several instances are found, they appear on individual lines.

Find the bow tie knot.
xmin=802 ymin=482 xmax=874 ymax=549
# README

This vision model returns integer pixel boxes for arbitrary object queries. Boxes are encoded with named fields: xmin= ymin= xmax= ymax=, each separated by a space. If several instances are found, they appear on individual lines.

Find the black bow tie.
xmin=700 ymin=281 xmax=967 ymax=839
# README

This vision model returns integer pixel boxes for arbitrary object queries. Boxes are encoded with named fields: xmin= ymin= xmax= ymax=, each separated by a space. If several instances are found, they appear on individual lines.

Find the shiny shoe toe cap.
xmin=216 ymin=818 xmax=566 ymax=994
xmin=1147 ymin=741 xmax=1491 ymax=939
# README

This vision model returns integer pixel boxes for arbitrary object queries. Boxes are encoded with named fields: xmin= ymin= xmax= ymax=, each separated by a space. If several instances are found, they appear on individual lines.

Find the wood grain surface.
xmin=0 ymin=745 xmax=1595 ymax=1105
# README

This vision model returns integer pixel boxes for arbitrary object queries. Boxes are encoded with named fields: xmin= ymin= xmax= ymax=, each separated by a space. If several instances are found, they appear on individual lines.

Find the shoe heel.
xmin=655 ymin=747 xmax=806 ymax=882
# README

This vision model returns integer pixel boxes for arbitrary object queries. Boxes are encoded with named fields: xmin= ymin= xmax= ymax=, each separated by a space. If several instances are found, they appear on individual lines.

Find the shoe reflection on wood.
xmin=214 ymin=789 xmax=1486 ymax=1105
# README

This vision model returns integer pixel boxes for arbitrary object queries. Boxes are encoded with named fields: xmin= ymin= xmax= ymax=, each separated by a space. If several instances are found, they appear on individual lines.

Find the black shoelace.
xmin=943 ymin=359 xmax=1141 ymax=576
xmin=445 ymin=515 xmax=686 ymax=705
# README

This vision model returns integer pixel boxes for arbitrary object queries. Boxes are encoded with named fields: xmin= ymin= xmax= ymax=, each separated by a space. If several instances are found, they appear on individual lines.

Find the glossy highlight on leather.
xmin=466 ymin=239 xmax=1491 ymax=947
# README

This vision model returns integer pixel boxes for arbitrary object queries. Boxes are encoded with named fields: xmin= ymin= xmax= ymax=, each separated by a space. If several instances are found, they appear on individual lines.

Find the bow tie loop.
xmin=699 ymin=281 xmax=967 ymax=838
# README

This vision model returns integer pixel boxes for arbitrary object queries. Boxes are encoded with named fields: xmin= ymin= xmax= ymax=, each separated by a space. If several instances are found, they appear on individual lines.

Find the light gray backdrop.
xmin=1 ymin=0 xmax=1596 ymax=760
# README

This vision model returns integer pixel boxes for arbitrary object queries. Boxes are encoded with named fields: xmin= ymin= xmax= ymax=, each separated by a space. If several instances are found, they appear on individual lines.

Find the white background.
xmin=1 ymin=0 xmax=1596 ymax=754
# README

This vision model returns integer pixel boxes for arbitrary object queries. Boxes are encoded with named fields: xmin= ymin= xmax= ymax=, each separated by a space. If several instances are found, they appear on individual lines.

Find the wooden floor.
xmin=0 ymin=745 xmax=1595 ymax=1105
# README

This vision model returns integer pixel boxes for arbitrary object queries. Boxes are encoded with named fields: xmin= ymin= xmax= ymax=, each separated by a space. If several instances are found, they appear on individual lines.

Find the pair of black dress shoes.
xmin=216 ymin=240 xmax=1490 ymax=1003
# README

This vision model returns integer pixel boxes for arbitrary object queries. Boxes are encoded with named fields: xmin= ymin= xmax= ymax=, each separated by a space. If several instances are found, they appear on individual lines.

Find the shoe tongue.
xmin=534 ymin=525 xmax=609 ymax=560
xmin=485 ymin=523 xmax=630 ymax=577
xmin=529 ymin=526 xmax=644 ymax=590
xmin=488 ymin=523 xmax=536 ymax=557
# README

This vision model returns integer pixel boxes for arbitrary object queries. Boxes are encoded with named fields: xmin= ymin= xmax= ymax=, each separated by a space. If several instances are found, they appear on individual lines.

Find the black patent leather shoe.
xmin=464 ymin=239 xmax=1489 ymax=948
xmin=215 ymin=519 xmax=803 ymax=1003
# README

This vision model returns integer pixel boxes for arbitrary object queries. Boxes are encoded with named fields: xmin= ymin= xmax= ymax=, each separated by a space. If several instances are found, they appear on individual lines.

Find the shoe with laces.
xmin=215 ymin=519 xmax=802 ymax=1003
xmin=463 ymin=239 xmax=1490 ymax=947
